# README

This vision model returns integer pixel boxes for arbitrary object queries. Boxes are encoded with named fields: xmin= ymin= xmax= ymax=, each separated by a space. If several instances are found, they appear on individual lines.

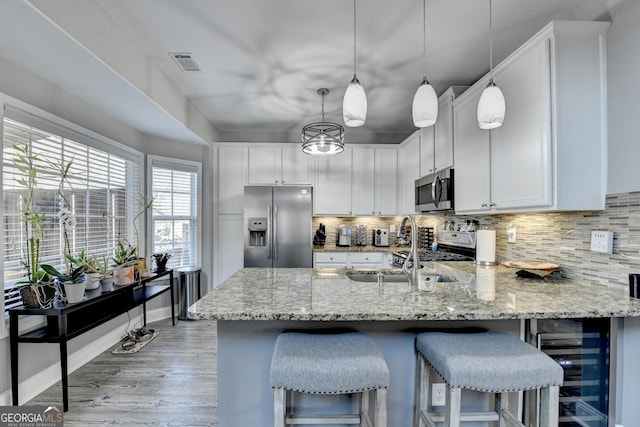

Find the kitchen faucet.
xmin=400 ymin=215 xmax=420 ymax=288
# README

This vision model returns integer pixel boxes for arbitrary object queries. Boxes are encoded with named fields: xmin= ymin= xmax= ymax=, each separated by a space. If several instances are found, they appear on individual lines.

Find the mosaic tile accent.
xmin=313 ymin=192 xmax=640 ymax=290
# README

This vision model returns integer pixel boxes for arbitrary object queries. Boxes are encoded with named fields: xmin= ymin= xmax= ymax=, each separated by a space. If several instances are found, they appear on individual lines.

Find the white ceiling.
xmin=0 ymin=0 xmax=620 ymax=145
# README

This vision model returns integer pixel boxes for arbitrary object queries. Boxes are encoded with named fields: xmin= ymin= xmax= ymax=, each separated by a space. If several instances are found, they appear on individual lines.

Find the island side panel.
xmin=216 ymin=319 xmax=520 ymax=427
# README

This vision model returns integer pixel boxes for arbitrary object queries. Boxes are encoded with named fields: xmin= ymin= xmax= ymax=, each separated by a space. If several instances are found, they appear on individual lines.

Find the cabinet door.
xmin=490 ymin=39 xmax=552 ymax=210
xmin=399 ymin=132 xmax=421 ymax=215
xmin=352 ymin=147 xmax=376 ymax=215
xmin=419 ymin=127 xmax=435 ymax=176
xmin=282 ymin=147 xmax=311 ymax=184
xmin=453 ymin=86 xmax=491 ymax=213
xmin=218 ymin=146 xmax=247 ymax=214
xmin=248 ymin=146 xmax=281 ymax=184
xmin=374 ymin=148 xmax=398 ymax=215
xmin=217 ymin=215 xmax=244 ymax=284
xmin=434 ymin=92 xmax=455 ymax=171
xmin=314 ymin=148 xmax=353 ymax=215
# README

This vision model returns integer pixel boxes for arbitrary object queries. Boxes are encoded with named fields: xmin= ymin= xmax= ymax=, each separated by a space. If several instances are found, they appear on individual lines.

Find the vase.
xmin=19 ymin=282 xmax=56 ymax=308
xmin=85 ymin=272 xmax=102 ymax=290
xmin=63 ymin=281 xmax=86 ymax=304
xmin=114 ymin=265 xmax=135 ymax=286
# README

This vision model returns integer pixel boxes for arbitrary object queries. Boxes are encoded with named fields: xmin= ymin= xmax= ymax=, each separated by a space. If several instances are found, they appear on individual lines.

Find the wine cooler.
xmin=525 ymin=318 xmax=611 ymax=427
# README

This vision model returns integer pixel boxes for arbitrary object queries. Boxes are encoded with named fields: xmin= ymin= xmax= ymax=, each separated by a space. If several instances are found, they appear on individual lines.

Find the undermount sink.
xmin=346 ymin=271 xmax=456 ymax=283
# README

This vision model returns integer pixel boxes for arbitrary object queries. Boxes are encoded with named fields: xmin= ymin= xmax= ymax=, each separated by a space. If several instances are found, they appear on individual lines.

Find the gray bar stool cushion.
xmin=271 ymin=332 xmax=390 ymax=394
xmin=416 ymin=331 xmax=564 ymax=393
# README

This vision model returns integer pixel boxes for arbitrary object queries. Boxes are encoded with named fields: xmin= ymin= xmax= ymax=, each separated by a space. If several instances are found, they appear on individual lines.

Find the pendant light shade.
xmin=343 ymin=75 xmax=367 ymax=127
xmin=343 ymin=0 xmax=367 ymax=127
xmin=412 ymin=0 xmax=437 ymax=128
xmin=413 ymin=78 xmax=438 ymax=127
xmin=477 ymin=0 xmax=505 ymax=129
xmin=302 ymin=88 xmax=345 ymax=156
xmin=477 ymin=80 xmax=505 ymax=129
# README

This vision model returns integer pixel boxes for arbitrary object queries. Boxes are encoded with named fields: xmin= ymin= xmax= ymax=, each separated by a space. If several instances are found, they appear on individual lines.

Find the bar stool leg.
xmin=540 ymin=385 xmax=560 ymax=427
xmin=274 ymin=388 xmax=286 ymax=427
xmin=495 ymin=392 xmax=509 ymax=427
xmin=375 ymin=388 xmax=388 ymax=427
xmin=414 ymin=355 xmax=430 ymax=427
xmin=445 ymin=387 xmax=462 ymax=427
xmin=360 ymin=390 xmax=370 ymax=427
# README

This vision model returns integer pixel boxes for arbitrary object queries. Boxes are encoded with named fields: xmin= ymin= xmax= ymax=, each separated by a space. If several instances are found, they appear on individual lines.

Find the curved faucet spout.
xmin=401 ymin=215 xmax=420 ymax=288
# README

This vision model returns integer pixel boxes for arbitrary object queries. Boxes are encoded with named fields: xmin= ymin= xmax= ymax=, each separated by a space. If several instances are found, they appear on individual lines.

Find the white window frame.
xmin=147 ymin=155 xmax=202 ymax=269
xmin=0 ymin=93 xmax=144 ymax=337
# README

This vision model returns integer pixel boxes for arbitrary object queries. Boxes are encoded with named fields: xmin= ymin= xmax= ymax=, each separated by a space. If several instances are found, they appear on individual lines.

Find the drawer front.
xmin=314 ymin=252 xmax=348 ymax=263
xmin=349 ymin=252 xmax=383 ymax=264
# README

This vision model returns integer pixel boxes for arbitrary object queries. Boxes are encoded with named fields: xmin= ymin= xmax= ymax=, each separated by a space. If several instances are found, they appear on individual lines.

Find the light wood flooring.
xmin=27 ymin=318 xmax=218 ymax=426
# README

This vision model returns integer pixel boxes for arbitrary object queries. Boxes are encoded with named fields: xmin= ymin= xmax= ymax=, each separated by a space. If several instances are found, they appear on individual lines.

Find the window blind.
xmin=150 ymin=160 xmax=200 ymax=269
xmin=3 ymin=116 xmax=142 ymax=311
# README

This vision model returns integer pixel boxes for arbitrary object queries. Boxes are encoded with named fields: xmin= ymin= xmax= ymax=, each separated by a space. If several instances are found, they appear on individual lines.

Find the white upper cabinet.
xmin=398 ymin=131 xmax=421 ymax=215
xmin=348 ymin=146 xmax=398 ymax=216
xmin=420 ymin=87 xmax=467 ymax=176
xmin=314 ymin=148 xmax=353 ymax=215
xmin=248 ymin=146 xmax=311 ymax=185
xmin=453 ymin=21 xmax=609 ymax=214
xmin=217 ymin=145 xmax=247 ymax=214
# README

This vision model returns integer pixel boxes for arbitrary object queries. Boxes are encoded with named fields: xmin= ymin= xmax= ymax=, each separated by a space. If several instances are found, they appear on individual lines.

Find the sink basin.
xmin=346 ymin=271 xmax=456 ymax=283
xmin=347 ymin=272 xmax=408 ymax=283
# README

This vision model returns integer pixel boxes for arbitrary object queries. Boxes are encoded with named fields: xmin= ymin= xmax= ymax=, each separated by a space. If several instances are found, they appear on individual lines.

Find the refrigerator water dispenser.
xmin=248 ymin=217 xmax=267 ymax=247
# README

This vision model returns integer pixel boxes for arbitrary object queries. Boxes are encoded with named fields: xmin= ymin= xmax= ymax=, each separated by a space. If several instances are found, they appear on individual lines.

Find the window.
xmin=149 ymin=156 xmax=201 ymax=270
xmin=3 ymin=106 xmax=143 ymax=312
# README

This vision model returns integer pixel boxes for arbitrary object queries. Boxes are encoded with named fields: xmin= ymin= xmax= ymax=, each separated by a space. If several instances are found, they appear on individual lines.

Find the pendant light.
xmin=302 ymin=88 xmax=345 ymax=156
xmin=477 ymin=0 xmax=505 ymax=129
xmin=343 ymin=0 xmax=367 ymax=127
xmin=412 ymin=0 xmax=438 ymax=128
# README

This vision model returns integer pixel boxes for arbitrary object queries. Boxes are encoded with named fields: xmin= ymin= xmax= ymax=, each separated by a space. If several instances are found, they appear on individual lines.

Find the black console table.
xmin=9 ymin=269 xmax=175 ymax=412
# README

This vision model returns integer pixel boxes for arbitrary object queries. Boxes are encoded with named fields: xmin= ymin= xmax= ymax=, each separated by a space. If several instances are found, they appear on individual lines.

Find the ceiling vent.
xmin=169 ymin=52 xmax=201 ymax=72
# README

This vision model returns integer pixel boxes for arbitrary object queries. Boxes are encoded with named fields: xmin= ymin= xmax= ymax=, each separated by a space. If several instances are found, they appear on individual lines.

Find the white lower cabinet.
xmin=313 ymin=252 xmax=388 ymax=268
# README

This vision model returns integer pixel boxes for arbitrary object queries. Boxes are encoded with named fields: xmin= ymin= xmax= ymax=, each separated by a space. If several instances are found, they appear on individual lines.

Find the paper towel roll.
xmin=476 ymin=229 xmax=496 ymax=264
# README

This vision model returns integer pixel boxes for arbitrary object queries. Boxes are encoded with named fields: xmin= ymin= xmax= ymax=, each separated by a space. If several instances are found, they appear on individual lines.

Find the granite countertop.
xmin=189 ymin=263 xmax=640 ymax=321
xmin=313 ymin=245 xmax=407 ymax=253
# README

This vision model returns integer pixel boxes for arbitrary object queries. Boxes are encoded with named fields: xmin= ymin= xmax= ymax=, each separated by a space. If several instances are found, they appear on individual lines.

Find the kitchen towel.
xmin=476 ymin=229 xmax=496 ymax=264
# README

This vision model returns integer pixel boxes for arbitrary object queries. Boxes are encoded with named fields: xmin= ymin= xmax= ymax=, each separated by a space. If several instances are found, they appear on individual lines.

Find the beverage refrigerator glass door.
xmin=415 ymin=168 xmax=454 ymax=212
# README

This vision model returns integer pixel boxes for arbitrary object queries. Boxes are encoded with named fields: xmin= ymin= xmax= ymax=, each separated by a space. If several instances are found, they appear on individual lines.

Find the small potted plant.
xmin=112 ymin=241 xmax=137 ymax=285
xmin=89 ymin=254 xmax=114 ymax=292
xmin=152 ymin=252 xmax=171 ymax=273
xmin=66 ymin=249 xmax=102 ymax=290
xmin=40 ymin=261 xmax=87 ymax=304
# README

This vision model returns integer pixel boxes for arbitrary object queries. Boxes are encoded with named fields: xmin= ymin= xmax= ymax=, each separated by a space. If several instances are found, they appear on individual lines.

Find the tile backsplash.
xmin=314 ymin=191 xmax=640 ymax=289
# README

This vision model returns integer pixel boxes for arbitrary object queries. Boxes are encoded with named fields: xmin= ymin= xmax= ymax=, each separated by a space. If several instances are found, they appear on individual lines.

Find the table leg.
xmin=143 ymin=290 xmax=147 ymax=326
xmin=10 ymin=313 xmax=19 ymax=406
xmin=170 ymin=270 xmax=175 ymax=326
xmin=58 ymin=315 xmax=69 ymax=412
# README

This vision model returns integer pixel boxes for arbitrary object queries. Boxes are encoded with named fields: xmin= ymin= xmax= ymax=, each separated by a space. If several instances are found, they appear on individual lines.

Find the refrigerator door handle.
xmin=273 ymin=205 xmax=278 ymax=260
xmin=267 ymin=206 xmax=272 ymax=260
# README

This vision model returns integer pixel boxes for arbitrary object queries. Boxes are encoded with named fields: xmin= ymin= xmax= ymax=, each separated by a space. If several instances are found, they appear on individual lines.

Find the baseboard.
xmin=2 ymin=305 xmax=175 ymax=406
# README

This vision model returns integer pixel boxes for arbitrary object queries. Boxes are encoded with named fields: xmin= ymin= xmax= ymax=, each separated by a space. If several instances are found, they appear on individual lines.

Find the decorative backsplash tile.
xmin=314 ymin=191 xmax=640 ymax=290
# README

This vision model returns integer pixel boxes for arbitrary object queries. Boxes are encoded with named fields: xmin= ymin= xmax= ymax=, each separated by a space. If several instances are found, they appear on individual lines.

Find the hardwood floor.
xmin=27 ymin=318 xmax=218 ymax=426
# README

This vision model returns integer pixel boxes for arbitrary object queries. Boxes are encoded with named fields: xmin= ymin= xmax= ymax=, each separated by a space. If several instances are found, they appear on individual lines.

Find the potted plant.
xmin=133 ymin=193 xmax=155 ymax=270
xmin=112 ymin=241 xmax=137 ymax=285
xmin=152 ymin=252 xmax=171 ymax=273
xmin=40 ymin=259 xmax=87 ymax=304
xmin=88 ymin=254 xmax=114 ymax=291
xmin=11 ymin=144 xmax=57 ymax=308
xmin=66 ymin=249 xmax=102 ymax=290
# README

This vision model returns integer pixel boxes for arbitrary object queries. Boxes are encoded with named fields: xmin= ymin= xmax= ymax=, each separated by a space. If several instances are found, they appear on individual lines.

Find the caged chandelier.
xmin=302 ymin=88 xmax=345 ymax=156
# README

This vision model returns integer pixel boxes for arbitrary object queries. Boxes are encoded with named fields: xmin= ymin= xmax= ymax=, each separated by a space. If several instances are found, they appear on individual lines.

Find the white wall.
xmin=607 ymin=0 xmax=640 ymax=194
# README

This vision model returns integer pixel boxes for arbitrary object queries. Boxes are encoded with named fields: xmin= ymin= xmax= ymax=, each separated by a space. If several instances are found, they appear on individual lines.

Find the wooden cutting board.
xmin=501 ymin=260 xmax=560 ymax=277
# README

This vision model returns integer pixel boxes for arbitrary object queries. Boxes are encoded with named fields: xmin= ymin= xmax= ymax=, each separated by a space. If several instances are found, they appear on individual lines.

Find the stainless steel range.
xmin=391 ymin=230 xmax=476 ymax=267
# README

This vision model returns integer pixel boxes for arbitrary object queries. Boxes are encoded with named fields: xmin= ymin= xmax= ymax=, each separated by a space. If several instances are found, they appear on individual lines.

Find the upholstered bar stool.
xmin=270 ymin=332 xmax=390 ymax=426
xmin=414 ymin=331 xmax=564 ymax=427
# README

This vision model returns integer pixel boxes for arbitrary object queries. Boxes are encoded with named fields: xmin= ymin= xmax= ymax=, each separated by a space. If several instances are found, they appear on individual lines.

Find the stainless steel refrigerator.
xmin=244 ymin=186 xmax=313 ymax=268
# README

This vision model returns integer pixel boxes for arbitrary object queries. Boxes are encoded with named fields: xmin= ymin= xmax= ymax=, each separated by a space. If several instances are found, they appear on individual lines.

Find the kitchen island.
xmin=190 ymin=264 xmax=640 ymax=426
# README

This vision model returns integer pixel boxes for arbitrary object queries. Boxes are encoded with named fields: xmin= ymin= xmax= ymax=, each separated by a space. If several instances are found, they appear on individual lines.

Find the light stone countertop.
xmin=189 ymin=263 xmax=640 ymax=321
xmin=313 ymin=245 xmax=406 ymax=253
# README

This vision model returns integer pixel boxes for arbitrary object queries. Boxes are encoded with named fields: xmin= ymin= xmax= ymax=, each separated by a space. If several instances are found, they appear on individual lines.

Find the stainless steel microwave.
xmin=415 ymin=168 xmax=454 ymax=212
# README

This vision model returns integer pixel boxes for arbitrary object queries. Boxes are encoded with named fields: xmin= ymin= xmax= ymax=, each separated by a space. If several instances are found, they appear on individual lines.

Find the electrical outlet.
xmin=389 ymin=224 xmax=396 ymax=233
xmin=506 ymin=226 xmax=517 ymax=243
xmin=432 ymin=383 xmax=446 ymax=406
xmin=590 ymin=230 xmax=613 ymax=254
